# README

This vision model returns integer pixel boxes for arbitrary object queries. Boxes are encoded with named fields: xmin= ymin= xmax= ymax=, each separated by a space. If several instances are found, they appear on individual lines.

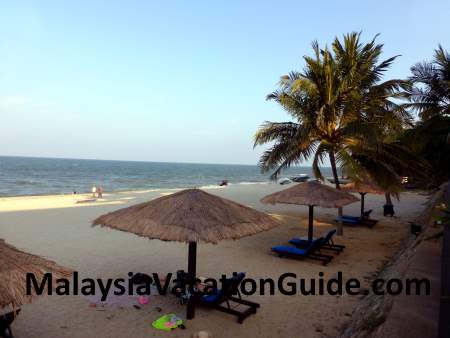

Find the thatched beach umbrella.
xmin=93 ymin=188 xmax=279 ymax=319
xmin=0 ymin=239 xmax=72 ymax=311
xmin=261 ymin=181 xmax=359 ymax=241
xmin=341 ymin=181 xmax=384 ymax=217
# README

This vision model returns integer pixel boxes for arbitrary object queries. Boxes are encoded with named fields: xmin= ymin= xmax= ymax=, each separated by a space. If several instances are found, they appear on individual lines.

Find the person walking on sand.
xmin=91 ymin=185 xmax=97 ymax=198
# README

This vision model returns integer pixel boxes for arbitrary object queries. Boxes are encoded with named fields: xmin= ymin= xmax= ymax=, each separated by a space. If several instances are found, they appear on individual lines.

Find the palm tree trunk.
xmin=385 ymin=192 xmax=392 ymax=205
xmin=329 ymin=152 xmax=344 ymax=235
xmin=384 ymin=192 xmax=395 ymax=216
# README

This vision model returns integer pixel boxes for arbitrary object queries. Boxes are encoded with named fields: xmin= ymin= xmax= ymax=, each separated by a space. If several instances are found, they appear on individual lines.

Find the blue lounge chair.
xmin=289 ymin=229 xmax=345 ymax=253
xmin=337 ymin=216 xmax=361 ymax=224
xmin=197 ymin=272 xmax=260 ymax=323
xmin=336 ymin=210 xmax=378 ymax=228
xmin=271 ymin=238 xmax=333 ymax=265
xmin=341 ymin=215 xmax=360 ymax=221
xmin=337 ymin=216 xmax=378 ymax=228
xmin=343 ymin=209 xmax=373 ymax=220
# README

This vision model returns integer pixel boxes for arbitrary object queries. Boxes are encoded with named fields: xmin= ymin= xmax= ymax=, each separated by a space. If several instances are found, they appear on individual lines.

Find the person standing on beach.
xmin=97 ymin=186 xmax=103 ymax=198
xmin=91 ymin=185 xmax=97 ymax=198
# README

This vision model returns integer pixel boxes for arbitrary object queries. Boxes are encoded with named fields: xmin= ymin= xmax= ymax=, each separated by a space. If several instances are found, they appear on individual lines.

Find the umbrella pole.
xmin=308 ymin=205 xmax=314 ymax=242
xmin=187 ymin=241 xmax=197 ymax=319
xmin=360 ymin=193 xmax=366 ymax=218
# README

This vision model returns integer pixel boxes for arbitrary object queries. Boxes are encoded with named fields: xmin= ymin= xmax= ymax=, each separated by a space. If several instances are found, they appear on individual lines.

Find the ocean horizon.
xmin=0 ymin=155 xmax=333 ymax=197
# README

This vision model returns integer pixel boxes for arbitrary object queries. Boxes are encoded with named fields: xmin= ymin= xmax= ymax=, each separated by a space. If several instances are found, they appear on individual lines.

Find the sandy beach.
xmin=0 ymin=183 xmax=429 ymax=338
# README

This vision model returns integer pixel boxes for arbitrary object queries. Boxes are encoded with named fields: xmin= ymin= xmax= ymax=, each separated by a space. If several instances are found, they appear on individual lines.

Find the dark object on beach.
xmin=196 ymin=272 xmax=260 ymax=323
xmin=410 ymin=222 xmax=423 ymax=238
xmin=130 ymin=273 xmax=152 ymax=285
xmin=0 ymin=309 xmax=20 ymax=338
xmin=383 ymin=204 xmax=395 ymax=217
xmin=219 ymin=180 xmax=228 ymax=186
xmin=363 ymin=209 xmax=372 ymax=218
xmin=133 ymin=305 xmax=141 ymax=310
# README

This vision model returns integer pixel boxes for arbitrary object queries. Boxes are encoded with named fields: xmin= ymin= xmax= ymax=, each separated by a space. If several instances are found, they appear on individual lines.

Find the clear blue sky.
xmin=1 ymin=0 xmax=449 ymax=164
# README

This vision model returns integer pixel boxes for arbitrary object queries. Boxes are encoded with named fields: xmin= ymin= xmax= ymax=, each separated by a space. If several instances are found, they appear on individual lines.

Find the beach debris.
xmin=138 ymin=295 xmax=149 ymax=305
xmin=152 ymin=313 xmax=184 ymax=331
xmin=154 ymin=306 xmax=162 ymax=312
xmin=133 ymin=305 xmax=141 ymax=310
xmin=82 ymin=280 xmax=159 ymax=307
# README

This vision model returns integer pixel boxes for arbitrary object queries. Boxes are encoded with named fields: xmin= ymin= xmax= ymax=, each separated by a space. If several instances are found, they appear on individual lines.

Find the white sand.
xmin=0 ymin=183 xmax=428 ymax=338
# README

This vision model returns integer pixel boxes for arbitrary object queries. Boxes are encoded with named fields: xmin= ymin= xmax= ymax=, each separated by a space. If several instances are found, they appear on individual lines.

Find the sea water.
xmin=0 ymin=156 xmax=333 ymax=197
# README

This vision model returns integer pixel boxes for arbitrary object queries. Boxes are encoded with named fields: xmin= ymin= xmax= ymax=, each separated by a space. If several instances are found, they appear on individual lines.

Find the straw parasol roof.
xmin=0 ymin=239 xmax=72 ymax=310
xmin=261 ymin=181 xmax=359 ymax=208
xmin=93 ymin=188 xmax=280 ymax=320
xmin=261 ymin=181 xmax=359 ymax=241
xmin=341 ymin=181 xmax=384 ymax=195
xmin=93 ymin=188 xmax=280 ymax=244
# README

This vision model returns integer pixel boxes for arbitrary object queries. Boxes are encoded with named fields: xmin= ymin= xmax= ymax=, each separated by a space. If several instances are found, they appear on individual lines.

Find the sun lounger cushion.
xmin=271 ymin=245 xmax=309 ymax=256
xmin=336 ymin=216 xmax=360 ymax=224
xmin=288 ymin=237 xmax=321 ymax=247
xmin=199 ymin=272 xmax=246 ymax=304
xmin=341 ymin=215 xmax=360 ymax=220
xmin=201 ymin=289 xmax=222 ymax=303
xmin=289 ymin=229 xmax=337 ymax=247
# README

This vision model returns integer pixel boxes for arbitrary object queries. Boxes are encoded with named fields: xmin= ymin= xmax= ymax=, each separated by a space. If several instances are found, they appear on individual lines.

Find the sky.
xmin=1 ymin=0 xmax=449 ymax=165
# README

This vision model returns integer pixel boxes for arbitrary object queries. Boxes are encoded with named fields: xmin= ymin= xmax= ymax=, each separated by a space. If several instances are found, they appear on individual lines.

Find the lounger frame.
xmin=196 ymin=273 xmax=260 ymax=323
xmin=205 ymin=292 xmax=260 ymax=323
xmin=274 ymin=249 xmax=334 ymax=265
xmin=290 ymin=230 xmax=345 ymax=254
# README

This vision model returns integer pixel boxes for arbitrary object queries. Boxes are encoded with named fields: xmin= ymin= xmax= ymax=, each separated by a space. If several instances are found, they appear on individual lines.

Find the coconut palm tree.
xmin=406 ymin=45 xmax=450 ymax=119
xmin=400 ymin=115 xmax=450 ymax=185
xmin=254 ymin=33 xmax=411 ymax=235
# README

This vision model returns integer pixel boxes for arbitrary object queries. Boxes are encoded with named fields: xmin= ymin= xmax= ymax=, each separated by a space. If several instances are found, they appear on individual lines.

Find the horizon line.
xmin=0 ymin=154 xmax=323 ymax=168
